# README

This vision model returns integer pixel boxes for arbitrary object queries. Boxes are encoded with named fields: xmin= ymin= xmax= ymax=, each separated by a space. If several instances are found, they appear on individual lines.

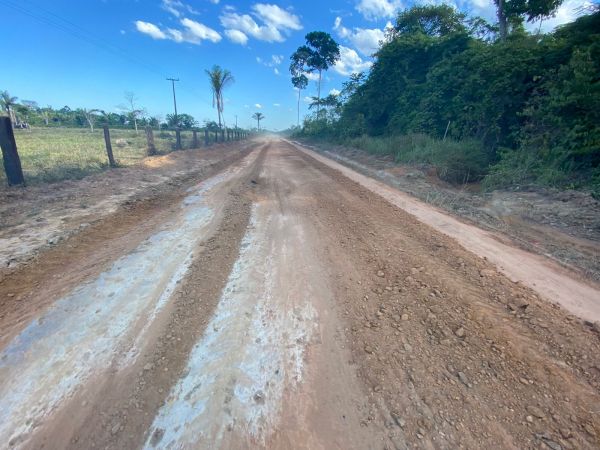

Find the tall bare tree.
xmin=291 ymin=74 xmax=308 ymax=127
xmin=206 ymin=65 xmax=234 ymax=129
xmin=120 ymin=91 xmax=145 ymax=133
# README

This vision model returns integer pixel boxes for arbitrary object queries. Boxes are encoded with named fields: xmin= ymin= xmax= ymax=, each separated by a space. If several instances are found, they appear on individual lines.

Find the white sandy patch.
xmin=0 ymin=158 xmax=253 ymax=448
xmin=145 ymin=203 xmax=319 ymax=449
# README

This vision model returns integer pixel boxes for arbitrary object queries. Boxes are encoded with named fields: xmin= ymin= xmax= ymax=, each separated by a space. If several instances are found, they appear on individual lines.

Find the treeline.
xmin=0 ymin=93 xmax=206 ymax=131
xmin=298 ymin=6 xmax=600 ymax=194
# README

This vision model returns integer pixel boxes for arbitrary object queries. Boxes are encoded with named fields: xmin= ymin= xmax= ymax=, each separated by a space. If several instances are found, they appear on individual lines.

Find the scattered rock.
xmin=253 ymin=390 xmax=265 ymax=404
xmin=457 ymin=372 xmax=470 ymax=387
xmin=528 ymin=405 xmax=545 ymax=419
xmin=364 ymin=345 xmax=374 ymax=354
xmin=111 ymin=423 xmax=122 ymax=436
xmin=454 ymin=327 xmax=466 ymax=338
xmin=377 ymin=270 xmax=385 ymax=278
xmin=401 ymin=314 xmax=409 ymax=321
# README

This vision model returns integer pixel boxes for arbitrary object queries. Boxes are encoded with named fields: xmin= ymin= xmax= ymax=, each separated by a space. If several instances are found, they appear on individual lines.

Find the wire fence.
xmin=0 ymin=122 xmax=249 ymax=185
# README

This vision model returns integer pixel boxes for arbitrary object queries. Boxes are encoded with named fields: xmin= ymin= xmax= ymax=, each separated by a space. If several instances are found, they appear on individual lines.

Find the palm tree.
xmin=205 ymin=65 xmax=234 ymax=129
xmin=80 ymin=108 xmax=100 ymax=132
xmin=0 ymin=91 xmax=18 ymax=124
xmin=252 ymin=112 xmax=265 ymax=131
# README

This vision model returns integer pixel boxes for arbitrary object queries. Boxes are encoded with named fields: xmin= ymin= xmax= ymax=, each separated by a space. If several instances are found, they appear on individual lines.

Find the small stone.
xmin=584 ymin=423 xmax=596 ymax=436
xmin=253 ymin=390 xmax=265 ymax=404
xmin=519 ymin=377 xmax=529 ymax=385
xmin=401 ymin=314 xmax=409 ymax=321
xmin=403 ymin=343 xmax=412 ymax=352
xmin=457 ymin=372 xmax=470 ymax=387
xmin=528 ymin=406 xmax=545 ymax=419
xmin=377 ymin=270 xmax=385 ymax=278
xmin=526 ymin=415 xmax=534 ymax=423
xmin=111 ymin=423 xmax=121 ymax=435
xmin=559 ymin=429 xmax=572 ymax=439
xmin=364 ymin=345 xmax=374 ymax=354
xmin=455 ymin=327 xmax=465 ymax=338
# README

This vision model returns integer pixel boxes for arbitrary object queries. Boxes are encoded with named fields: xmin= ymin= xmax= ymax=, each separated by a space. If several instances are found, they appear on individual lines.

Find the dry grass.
xmin=1 ymin=127 xmax=199 ymax=185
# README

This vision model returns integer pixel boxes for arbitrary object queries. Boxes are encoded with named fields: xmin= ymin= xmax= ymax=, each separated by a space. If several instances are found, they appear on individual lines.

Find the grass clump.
xmin=344 ymin=133 xmax=492 ymax=184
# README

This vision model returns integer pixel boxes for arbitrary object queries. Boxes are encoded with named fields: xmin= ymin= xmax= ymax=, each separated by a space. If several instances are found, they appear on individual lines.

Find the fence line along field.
xmin=0 ymin=126 xmax=242 ymax=185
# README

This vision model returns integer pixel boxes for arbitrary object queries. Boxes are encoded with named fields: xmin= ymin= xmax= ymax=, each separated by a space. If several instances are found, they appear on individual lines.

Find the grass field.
xmin=1 ymin=127 xmax=200 ymax=185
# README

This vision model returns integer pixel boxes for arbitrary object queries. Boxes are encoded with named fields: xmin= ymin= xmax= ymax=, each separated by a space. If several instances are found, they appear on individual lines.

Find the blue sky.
xmin=1 ymin=0 xmax=590 ymax=130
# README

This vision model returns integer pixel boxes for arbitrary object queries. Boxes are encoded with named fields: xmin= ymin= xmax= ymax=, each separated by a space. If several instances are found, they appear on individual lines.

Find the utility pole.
xmin=166 ymin=78 xmax=179 ymax=126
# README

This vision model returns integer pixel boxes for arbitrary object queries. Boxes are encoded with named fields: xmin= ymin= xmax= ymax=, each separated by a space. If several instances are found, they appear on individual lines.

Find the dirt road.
xmin=1 ymin=138 xmax=599 ymax=449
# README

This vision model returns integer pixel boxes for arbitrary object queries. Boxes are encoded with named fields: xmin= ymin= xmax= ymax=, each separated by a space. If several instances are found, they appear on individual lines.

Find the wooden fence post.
xmin=146 ymin=126 xmax=156 ymax=156
xmin=0 ymin=117 xmax=25 ymax=186
xmin=214 ymin=131 xmax=218 ymax=143
xmin=204 ymin=129 xmax=209 ymax=146
xmin=175 ymin=128 xmax=182 ymax=150
xmin=192 ymin=130 xmax=199 ymax=148
xmin=103 ymin=126 xmax=116 ymax=167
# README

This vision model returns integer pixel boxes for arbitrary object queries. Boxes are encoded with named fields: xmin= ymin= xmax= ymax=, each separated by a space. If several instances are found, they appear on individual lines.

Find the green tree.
xmin=290 ymin=32 xmax=340 ymax=117
xmin=206 ymin=65 xmax=234 ymax=129
xmin=0 ymin=91 xmax=18 ymax=124
xmin=167 ymin=113 xmax=197 ymax=129
xmin=390 ymin=4 xmax=468 ymax=37
xmin=291 ymin=74 xmax=308 ymax=127
xmin=495 ymin=0 xmax=564 ymax=40
xmin=252 ymin=112 xmax=265 ymax=131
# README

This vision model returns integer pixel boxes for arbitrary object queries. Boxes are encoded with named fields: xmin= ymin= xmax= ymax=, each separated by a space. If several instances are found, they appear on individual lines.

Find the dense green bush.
xmin=344 ymin=134 xmax=491 ymax=184
xmin=295 ymin=6 xmax=600 ymax=192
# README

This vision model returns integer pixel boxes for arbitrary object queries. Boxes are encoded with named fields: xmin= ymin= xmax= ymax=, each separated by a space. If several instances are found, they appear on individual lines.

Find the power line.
xmin=0 ymin=0 xmax=212 ymax=107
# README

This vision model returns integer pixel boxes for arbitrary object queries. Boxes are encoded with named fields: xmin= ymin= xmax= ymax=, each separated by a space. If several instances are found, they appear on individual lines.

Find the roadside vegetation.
xmin=292 ymin=5 xmax=600 ymax=196
xmin=0 ymin=127 xmax=199 ymax=185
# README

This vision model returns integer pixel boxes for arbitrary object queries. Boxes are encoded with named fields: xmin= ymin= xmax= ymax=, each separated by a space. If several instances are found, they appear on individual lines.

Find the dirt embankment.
xmin=0 ymin=141 xmax=254 ymax=275
xmin=299 ymin=141 xmax=600 ymax=283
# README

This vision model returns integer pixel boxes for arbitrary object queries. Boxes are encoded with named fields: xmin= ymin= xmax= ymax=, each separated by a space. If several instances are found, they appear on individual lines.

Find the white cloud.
xmin=161 ymin=0 xmax=199 ymax=18
xmin=333 ymin=16 xmax=391 ymax=56
xmin=135 ymin=19 xmax=221 ymax=44
xmin=255 ymin=103 xmax=263 ymax=108
xmin=356 ymin=0 xmax=402 ymax=20
xmin=253 ymin=4 xmax=302 ymax=30
xmin=329 ymin=88 xmax=341 ymax=96
xmin=181 ymin=18 xmax=222 ymax=43
xmin=454 ymin=0 xmax=590 ymax=32
xmin=274 ymin=67 xmax=280 ymax=75
xmin=334 ymin=45 xmax=373 ymax=76
xmin=273 ymin=103 xmax=281 ymax=107
xmin=225 ymin=28 xmax=249 ymax=45
xmin=305 ymin=72 xmax=320 ymax=81
xmin=135 ymin=21 xmax=167 ymax=40
xmin=219 ymin=3 xmax=302 ymax=43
